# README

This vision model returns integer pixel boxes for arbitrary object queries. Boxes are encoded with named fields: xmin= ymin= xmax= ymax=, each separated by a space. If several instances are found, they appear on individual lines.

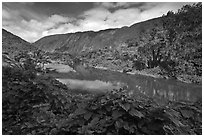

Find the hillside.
xmin=34 ymin=3 xmax=201 ymax=84
xmin=33 ymin=17 xmax=162 ymax=55
xmin=2 ymin=29 xmax=36 ymax=56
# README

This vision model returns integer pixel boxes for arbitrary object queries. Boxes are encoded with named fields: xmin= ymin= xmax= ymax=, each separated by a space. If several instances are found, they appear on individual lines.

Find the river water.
xmin=48 ymin=64 xmax=202 ymax=105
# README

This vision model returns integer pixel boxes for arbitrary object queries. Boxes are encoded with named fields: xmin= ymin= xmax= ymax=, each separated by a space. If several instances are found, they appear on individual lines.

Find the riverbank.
xmin=94 ymin=65 xmax=163 ymax=78
xmin=76 ymin=46 xmax=201 ymax=85
xmin=91 ymin=65 xmax=201 ymax=84
xmin=45 ymin=62 xmax=201 ymax=85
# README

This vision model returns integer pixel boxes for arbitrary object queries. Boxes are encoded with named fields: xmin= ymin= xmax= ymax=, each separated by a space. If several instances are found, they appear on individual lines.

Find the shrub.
xmin=2 ymin=66 xmax=202 ymax=135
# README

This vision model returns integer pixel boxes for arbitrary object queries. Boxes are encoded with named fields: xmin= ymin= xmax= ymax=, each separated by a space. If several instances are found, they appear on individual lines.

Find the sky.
xmin=2 ymin=2 xmax=193 ymax=43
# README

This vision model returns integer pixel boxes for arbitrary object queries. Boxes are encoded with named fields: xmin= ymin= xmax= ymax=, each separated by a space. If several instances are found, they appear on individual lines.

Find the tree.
xmin=138 ymin=26 xmax=168 ymax=68
xmin=162 ymin=2 xmax=202 ymax=76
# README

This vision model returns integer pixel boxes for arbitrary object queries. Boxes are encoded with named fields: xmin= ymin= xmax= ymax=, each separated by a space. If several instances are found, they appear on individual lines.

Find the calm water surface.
xmin=49 ymin=65 xmax=202 ymax=105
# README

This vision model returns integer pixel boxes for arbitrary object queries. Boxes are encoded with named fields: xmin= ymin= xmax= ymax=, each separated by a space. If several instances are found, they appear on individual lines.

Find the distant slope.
xmin=2 ymin=29 xmax=36 ymax=56
xmin=33 ymin=17 xmax=162 ymax=55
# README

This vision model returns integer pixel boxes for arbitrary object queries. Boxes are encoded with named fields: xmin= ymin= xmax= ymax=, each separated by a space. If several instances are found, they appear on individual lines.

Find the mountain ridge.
xmin=2 ymin=16 xmax=162 ymax=56
xmin=33 ymin=17 xmax=162 ymax=55
xmin=2 ymin=29 xmax=31 ymax=44
xmin=2 ymin=29 xmax=36 ymax=56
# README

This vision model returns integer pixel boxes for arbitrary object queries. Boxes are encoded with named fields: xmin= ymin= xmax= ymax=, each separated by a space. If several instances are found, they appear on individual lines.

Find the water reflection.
xmin=49 ymin=66 xmax=202 ymax=105
xmin=56 ymin=78 xmax=124 ymax=94
xmin=132 ymin=78 xmax=201 ymax=104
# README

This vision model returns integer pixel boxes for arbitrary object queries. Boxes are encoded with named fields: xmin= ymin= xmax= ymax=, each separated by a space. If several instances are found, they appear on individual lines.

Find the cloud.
xmin=138 ymin=2 xmax=193 ymax=21
xmin=21 ymin=2 xmax=34 ymax=6
xmin=94 ymin=2 xmax=143 ymax=9
xmin=19 ymin=15 xmax=74 ymax=41
xmin=95 ymin=2 xmax=130 ymax=8
xmin=3 ymin=3 xmax=45 ymax=21
xmin=2 ymin=9 xmax=12 ymax=19
xmin=106 ymin=8 xmax=141 ymax=26
xmin=2 ymin=2 xmax=193 ymax=43
xmin=48 ymin=14 xmax=71 ymax=24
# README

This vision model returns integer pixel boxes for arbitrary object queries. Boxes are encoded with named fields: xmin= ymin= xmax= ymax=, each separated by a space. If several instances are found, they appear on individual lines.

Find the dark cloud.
xmin=30 ymin=2 xmax=94 ymax=17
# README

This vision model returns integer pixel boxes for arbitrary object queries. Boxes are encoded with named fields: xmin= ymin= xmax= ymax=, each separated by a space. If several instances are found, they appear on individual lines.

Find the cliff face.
xmin=2 ymin=29 xmax=36 ymax=56
xmin=33 ymin=17 xmax=162 ymax=55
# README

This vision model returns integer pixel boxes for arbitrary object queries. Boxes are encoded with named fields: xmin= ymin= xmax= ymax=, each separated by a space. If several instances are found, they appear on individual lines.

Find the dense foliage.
xmin=138 ymin=3 xmax=202 ymax=80
xmin=13 ymin=50 xmax=51 ymax=73
xmin=2 ymin=52 xmax=202 ymax=135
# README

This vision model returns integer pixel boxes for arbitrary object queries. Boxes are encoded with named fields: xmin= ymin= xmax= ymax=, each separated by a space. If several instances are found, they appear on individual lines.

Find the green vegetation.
xmin=2 ymin=51 xmax=202 ymax=135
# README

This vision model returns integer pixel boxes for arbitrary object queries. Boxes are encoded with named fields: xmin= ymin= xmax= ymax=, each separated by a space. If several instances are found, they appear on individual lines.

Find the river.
xmin=46 ymin=64 xmax=202 ymax=105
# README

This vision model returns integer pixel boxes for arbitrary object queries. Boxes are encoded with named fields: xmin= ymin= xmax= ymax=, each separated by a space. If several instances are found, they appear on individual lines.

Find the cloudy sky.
xmin=2 ymin=2 xmax=193 ymax=43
